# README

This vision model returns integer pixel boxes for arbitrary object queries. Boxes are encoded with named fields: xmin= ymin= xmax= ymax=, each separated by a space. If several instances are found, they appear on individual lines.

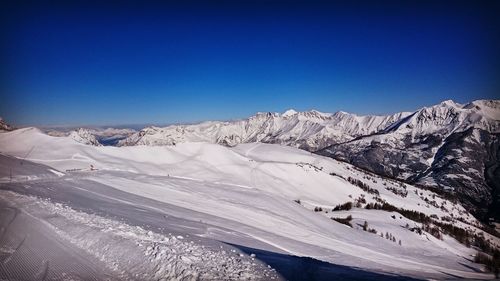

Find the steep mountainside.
xmin=69 ymin=128 xmax=102 ymax=146
xmin=415 ymin=128 xmax=500 ymax=220
xmin=318 ymin=100 xmax=500 ymax=221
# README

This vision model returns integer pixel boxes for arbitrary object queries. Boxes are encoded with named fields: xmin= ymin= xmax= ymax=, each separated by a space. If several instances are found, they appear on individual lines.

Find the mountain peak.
xmin=306 ymin=109 xmax=332 ymax=118
xmin=438 ymin=99 xmax=460 ymax=108
xmin=69 ymin=128 xmax=102 ymax=146
xmin=118 ymin=99 xmax=499 ymax=151
xmin=333 ymin=110 xmax=353 ymax=117
xmin=282 ymin=109 xmax=298 ymax=117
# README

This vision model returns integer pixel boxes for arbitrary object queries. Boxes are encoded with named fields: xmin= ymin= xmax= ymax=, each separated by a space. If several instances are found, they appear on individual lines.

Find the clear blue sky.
xmin=1 ymin=0 xmax=499 ymax=126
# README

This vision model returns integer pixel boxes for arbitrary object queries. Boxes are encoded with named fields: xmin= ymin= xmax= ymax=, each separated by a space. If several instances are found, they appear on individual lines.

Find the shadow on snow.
xmin=227 ymin=243 xmax=424 ymax=281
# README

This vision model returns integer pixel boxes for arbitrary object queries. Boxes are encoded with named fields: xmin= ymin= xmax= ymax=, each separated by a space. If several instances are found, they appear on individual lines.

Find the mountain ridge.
xmin=318 ymin=99 xmax=500 ymax=221
xmin=115 ymin=98 xmax=499 ymax=222
xmin=2 ymin=99 xmax=498 ymax=222
xmin=117 ymin=107 xmax=414 ymax=150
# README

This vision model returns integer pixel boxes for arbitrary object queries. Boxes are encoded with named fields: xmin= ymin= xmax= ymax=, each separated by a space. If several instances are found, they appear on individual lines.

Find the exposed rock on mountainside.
xmin=0 ymin=118 xmax=13 ymax=132
xmin=415 ymin=128 xmax=500 ymax=220
xmin=46 ymin=127 xmax=136 ymax=145
xmin=118 ymin=109 xmax=410 ymax=150
xmin=69 ymin=128 xmax=102 ymax=146
xmin=116 ymin=99 xmax=500 ymax=221
xmin=318 ymin=100 xmax=500 ymax=221
xmin=6 ymin=100 xmax=499 ymax=222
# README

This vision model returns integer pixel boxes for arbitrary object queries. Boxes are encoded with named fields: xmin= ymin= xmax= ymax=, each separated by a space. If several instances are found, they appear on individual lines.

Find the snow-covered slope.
xmin=5 ymin=100 xmax=499 ymax=223
xmin=115 ymin=100 xmax=500 ymax=222
xmin=384 ymin=100 xmax=499 ymax=137
xmin=118 ymin=110 xmax=410 ymax=150
xmin=319 ymin=99 xmax=500 ymax=220
xmin=0 ymin=127 xmax=497 ymax=279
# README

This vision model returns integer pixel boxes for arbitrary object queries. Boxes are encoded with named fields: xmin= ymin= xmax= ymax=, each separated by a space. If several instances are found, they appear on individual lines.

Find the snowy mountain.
xmin=4 ymin=100 xmax=499 ymax=224
xmin=46 ymin=127 xmax=136 ymax=145
xmin=382 ymin=100 xmax=499 ymax=137
xmin=115 ymin=99 xmax=500 ymax=222
xmin=318 ymin=99 xmax=500 ymax=221
xmin=119 ymin=100 xmax=498 ymax=151
xmin=119 ymin=109 xmax=410 ymax=150
xmin=0 ymin=127 xmax=497 ymax=279
xmin=90 ymin=127 xmax=137 ymax=145
xmin=69 ymin=128 xmax=102 ymax=146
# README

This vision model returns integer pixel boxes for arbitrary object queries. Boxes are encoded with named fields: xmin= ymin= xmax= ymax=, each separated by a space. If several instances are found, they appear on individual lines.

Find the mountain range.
xmin=114 ymin=99 xmax=499 ymax=222
xmin=117 ymin=109 xmax=411 ymax=149
xmin=318 ymin=100 xmax=500 ymax=221
xmin=1 ymin=99 xmax=499 ymax=279
xmin=3 ymin=99 xmax=499 ymax=222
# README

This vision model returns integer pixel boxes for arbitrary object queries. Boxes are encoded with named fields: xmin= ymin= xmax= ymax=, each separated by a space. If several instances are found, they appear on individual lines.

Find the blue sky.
xmin=1 ymin=0 xmax=499 ymax=126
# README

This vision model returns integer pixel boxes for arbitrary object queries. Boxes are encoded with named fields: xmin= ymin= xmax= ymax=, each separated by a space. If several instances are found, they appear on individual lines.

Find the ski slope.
xmin=0 ymin=128 xmax=496 ymax=279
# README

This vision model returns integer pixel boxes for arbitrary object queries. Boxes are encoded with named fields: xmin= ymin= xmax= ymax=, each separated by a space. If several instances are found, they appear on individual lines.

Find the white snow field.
xmin=0 ymin=127 xmax=497 ymax=280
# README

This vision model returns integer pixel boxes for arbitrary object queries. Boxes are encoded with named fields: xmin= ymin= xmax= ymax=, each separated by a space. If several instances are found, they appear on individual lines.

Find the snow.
xmin=319 ymin=99 xmax=500 ymax=199
xmin=69 ymin=128 xmax=102 ymax=146
xmin=465 ymin=100 xmax=500 ymax=120
xmin=117 ymin=108 xmax=412 ymax=149
xmin=49 ymin=169 xmax=65 ymax=177
xmin=0 ymin=190 xmax=278 ymax=280
xmin=282 ymin=109 xmax=298 ymax=117
xmin=438 ymin=99 xmax=462 ymax=108
xmin=332 ymin=209 xmax=474 ymax=257
xmin=113 ymin=98 xmax=500 ymax=158
xmin=0 ymin=127 xmax=496 ymax=279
